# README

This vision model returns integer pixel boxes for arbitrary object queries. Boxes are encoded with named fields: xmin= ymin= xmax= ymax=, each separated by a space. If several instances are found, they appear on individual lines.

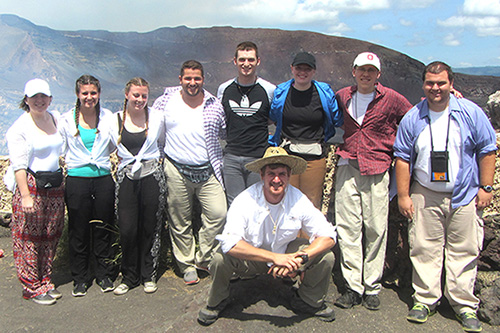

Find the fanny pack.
xmin=27 ymin=168 xmax=63 ymax=189
xmin=168 ymin=157 xmax=213 ymax=183
xmin=281 ymin=138 xmax=322 ymax=156
xmin=124 ymin=159 xmax=159 ymax=180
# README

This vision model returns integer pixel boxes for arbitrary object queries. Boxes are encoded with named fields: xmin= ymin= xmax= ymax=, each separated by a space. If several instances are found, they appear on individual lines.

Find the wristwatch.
xmin=299 ymin=254 xmax=309 ymax=264
xmin=480 ymin=185 xmax=493 ymax=193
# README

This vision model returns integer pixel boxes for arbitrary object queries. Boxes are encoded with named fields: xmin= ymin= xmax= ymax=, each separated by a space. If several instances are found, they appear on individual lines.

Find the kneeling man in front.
xmin=198 ymin=147 xmax=337 ymax=325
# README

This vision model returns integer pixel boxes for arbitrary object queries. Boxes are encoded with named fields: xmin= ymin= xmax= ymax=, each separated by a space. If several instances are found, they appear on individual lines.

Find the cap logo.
xmin=269 ymin=148 xmax=280 ymax=154
xmin=367 ymin=54 xmax=373 ymax=60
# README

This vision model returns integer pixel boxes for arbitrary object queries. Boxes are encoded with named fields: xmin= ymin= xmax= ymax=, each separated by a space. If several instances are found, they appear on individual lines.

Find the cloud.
xmin=406 ymin=33 xmax=426 ymax=47
xmin=463 ymin=0 xmax=500 ymax=16
xmin=438 ymin=16 xmax=500 ymax=36
xmin=443 ymin=33 xmax=460 ymax=46
xmin=327 ymin=22 xmax=351 ymax=35
xmin=371 ymin=24 xmax=389 ymax=31
xmin=399 ymin=19 xmax=413 ymax=27
xmin=226 ymin=0 xmax=390 ymax=27
xmin=394 ymin=0 xmax=436 ymax=9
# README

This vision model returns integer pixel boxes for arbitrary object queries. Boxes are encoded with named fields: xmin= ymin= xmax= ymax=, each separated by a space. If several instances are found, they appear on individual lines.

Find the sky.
xmin=0 ymin=0 xmax=499 ymax=68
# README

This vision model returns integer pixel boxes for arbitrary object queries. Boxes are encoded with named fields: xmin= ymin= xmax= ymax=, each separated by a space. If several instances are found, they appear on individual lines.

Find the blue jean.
xmin=223 ymin=153 xmax=261 ymax=206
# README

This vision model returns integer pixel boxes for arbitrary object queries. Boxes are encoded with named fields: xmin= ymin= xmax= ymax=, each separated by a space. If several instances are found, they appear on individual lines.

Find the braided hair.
xmin=117 ymin=77 xmax=150 ymax=145
xmin=74 ymin=74 xmax=102 ymax=137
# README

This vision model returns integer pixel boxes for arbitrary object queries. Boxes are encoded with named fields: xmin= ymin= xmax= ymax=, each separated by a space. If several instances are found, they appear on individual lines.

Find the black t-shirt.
xmin=282 ymin=84 xmax=324 ymax=142
xmin=219 ymin=78 xmax=275 ymax=158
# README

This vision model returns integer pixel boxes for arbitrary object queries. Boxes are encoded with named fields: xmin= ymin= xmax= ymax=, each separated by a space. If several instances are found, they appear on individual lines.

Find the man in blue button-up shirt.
xmin=394 ymin=61 xmax=496 ymax=332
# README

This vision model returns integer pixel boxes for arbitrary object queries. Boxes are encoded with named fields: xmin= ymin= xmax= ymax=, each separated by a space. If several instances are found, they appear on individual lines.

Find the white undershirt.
xmin=338 ymin=91 xmax=375 ymax=166
xmin=30 ymin=131 xmax=63 ymax=172
xmin=414 ymin=107 xmax=462 ymax=192
xmin=164 ymin=92 xmax=209 ymax=165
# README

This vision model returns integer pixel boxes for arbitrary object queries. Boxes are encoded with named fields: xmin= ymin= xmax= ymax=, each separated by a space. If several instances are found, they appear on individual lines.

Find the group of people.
xmin=6 ymin=74 xmax=163 ymax=305
xmin=5 ymin=40 xmax=496 ymax=333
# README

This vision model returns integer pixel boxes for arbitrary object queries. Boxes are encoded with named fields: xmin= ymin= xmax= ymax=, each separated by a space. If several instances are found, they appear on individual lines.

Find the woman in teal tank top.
xmin=59 ymin=75 xmax=117 ymax=297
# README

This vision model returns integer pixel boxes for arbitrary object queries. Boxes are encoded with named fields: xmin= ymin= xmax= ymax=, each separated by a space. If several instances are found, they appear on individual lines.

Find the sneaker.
xmin=98 ymin=278 xmax=115 ymax=292
xmin=363 ymin=294 xmax=380 ymax=311
xmin=195 ymin=265 xmax=210 ymax=274
xmin=290 ymin=292 xmax=335 ymax=322
xmin=48 ymin=288 xmax=62 ymax=299
xmin=335 ymin=289 xmax=362 ymax=309
xmin=32 ymin=293 xmax=56 ymax=305
xmin=197 ymin=298 xmax=230 ymax=326
xmin=72 ymin=283 xmax=88 ymax=297
xmin=407 ymin=303 xmax=435 ymax=323
xmin=456 ymin=311 xmax=482 ymax=332
xmin=184 ymin=270 xmax=199 ymax=285
xmin=144 ymin=281 xmax=158 ymax=294
xmin=113 ymin=283 xmax=129 ymax=295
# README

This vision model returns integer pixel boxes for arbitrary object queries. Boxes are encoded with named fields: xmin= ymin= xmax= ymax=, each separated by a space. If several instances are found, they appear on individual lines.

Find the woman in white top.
xmin=6 ymin=79 xmax=65 ymax=305
xmin=59 ymin=75 xmax=117 ymax=297
xmin=111 ymin=78 xmax=166 ymax=295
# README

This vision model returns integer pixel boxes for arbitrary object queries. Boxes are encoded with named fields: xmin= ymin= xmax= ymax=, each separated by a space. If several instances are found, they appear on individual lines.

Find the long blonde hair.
xmin=117 ymin=77 xmax=150 ymax=145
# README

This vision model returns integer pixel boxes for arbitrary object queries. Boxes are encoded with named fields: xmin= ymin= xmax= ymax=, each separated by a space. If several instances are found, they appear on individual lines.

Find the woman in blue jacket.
xmin=269 ymin=52 xmax=342 ymax=211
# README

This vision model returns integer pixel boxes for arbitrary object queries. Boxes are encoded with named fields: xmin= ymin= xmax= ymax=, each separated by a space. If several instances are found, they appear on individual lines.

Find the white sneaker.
xmin=143 ymin=282 xmax=157 ymax=294
xmin=113 ymin=283 xmax=129 ymax=295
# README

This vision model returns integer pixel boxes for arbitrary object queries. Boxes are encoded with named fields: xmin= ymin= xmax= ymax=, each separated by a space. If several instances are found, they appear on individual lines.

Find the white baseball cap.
xmin=353 ymin=52 xmax=381 ymax=71
xmin=24 ymin=79 xmax=52 ymax=97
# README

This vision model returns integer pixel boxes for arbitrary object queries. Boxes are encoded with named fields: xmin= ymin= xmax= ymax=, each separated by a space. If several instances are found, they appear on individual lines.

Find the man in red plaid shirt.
xmin=333 ymin=52 xmax=412 ymax=311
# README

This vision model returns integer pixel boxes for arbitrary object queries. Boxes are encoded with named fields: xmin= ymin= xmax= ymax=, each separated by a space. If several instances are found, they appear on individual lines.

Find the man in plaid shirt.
xmin=152 ymin=60 xmax=227 ymax=286
xmin=333 ymin=52 xmax=412 ymax=311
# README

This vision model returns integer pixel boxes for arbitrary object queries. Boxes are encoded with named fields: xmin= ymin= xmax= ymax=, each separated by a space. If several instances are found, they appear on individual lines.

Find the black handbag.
xmin=28 ymin=168 xmax=63 ymax=189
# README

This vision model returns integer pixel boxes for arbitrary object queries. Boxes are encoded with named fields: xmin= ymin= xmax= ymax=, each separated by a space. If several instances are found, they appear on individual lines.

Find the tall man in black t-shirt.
xmin=217 ymin=41 xmax=276 ymax=205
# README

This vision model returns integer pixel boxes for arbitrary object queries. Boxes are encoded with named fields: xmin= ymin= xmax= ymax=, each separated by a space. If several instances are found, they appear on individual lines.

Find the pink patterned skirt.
xmin=11 ymin=172 xmax=65 ymax=299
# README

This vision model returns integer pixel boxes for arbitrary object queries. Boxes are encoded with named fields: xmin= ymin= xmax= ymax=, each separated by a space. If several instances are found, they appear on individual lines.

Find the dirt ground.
xmin=0 ymin=226 xmax=498 ymax=333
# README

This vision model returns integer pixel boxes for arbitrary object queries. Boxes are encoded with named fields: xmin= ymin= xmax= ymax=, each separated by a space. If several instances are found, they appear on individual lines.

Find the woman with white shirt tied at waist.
xmin=59 ymin=75 xmax=117 ymax=297
xmin=6 ymin=79 xmax=65 ymax=305
xmin=110 ymin=78 xmax=166 ymax=295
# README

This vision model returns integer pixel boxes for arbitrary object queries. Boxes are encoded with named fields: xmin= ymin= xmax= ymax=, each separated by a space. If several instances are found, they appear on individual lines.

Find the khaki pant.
xmin=164 ymin=159 xmax=227 ymax=274
xmin=290 ymin=157 xmax=326 ymax=210
xmin=207 ymin=238 xmax=335 ymax=308
xmin=291 ymin=158 xmax=326 ymax=239
xmin=335 ymin=164 xmax=389 ymax=295
xmin=409 ymin=182 xmax=483 ymax=313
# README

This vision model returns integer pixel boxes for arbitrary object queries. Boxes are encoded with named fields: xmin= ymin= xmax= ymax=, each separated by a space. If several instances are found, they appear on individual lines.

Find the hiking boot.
xmin=363 ymin=294 xmax=380 ymax=310
xmin=143 ymin=281 xmax=158 ymax=294
xmin=98 ymin=278 xmax=115 ymax=292
xmin=290 ymin=292 xmax=336 ymax=322
xmin=113 ymin=283 xmax=130 ymax=295
xmin=456 ymin=311 xmax=482 ymax=332
xmin=72 ymin=283 xmax=88 ymax=297
xmin=32 ymin=293 xmax=56 ymax=305
xmin=48 ymin=288 xmax=62 ymax=299
xmin=197 ymin=298 xmax=230 ymax=326
xmin=335 ymin=289 xmax=362 ymax=309
xmin=407 ymin=303 xmax=435 ymax=323
xmin=184 ymin=270 xmax=199 ymax=285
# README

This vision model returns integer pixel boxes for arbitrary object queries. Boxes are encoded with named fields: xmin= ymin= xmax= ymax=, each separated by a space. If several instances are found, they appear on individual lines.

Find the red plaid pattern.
xmin=336 ymin=83 xmax=413 ymax=176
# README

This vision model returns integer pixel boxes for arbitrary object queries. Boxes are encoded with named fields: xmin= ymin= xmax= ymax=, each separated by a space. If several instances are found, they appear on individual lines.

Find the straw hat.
xmin=245 ymin=147 xmax=307 ymax=174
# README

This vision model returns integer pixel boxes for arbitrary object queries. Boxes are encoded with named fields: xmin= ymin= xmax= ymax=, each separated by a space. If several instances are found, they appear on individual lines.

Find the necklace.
xmin=236 ymin=81 xmax=256 ymax=108
xmin=267 ymin=203 xmax=281 ymax=234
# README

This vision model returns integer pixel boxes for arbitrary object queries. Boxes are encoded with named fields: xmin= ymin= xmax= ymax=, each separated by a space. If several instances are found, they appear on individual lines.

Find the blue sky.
xmin=1 ymin=0 xmax=499 ymax=68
